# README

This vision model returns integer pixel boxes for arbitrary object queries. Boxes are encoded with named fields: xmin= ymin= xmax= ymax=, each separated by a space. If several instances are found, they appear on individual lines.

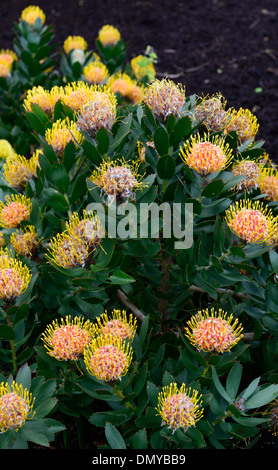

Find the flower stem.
xmin=113 ymin=385 xmax=136 ymax=412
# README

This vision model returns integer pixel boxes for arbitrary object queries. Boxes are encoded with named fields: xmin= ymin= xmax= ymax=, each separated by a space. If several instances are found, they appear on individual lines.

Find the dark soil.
xmin=1 ymin=0 xmax=278 ymax=159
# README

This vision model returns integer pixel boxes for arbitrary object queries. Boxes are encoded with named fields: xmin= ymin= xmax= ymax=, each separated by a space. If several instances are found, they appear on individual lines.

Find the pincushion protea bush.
xmin=0 ymin=5 xmax=278 ymax=451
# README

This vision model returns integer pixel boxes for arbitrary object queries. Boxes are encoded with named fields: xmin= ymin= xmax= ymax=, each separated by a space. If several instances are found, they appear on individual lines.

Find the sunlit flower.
xmin=0 ymin=49 xmax=17 ymax=72
xmin=143 ymin=78 xmax=186 ymax=120
xmin=131 ymin=54 xmax=156 ymax=81
xmin=47 ymin=231 xmax=89 ymax=268
xmin=184 ymin=307 xmax=244 ymax=353
xmin=20 ymin=5 xmax=46 ymax=26
xmin=126 ymin=83 xmax=145 ymax=104
xmin=225 ymin=107 xmax=259 ymax=144
xmin=62 ymin=81 xmax=101 ymax=113
xmin=156 ymin=383 xmax=203 ymax=433
xmin=0 ymin=194 xmax=32 ymax=229
xmin=107 ymin=72 xmax=136 ymax=99
xmin=84 ymin=334 xmax=133 ymax=382
xmin=63 ymin=35 xmax=88 ymax=54
xmin=97 ymin=24 xmax=121 ymax=47
xmin=179 ymin=133 xmax=233 ymax=175
xmin=225 ymin=199 xmax=278 ymax=244
xmin=0 ymin=64 xmax=11 ymax=78
xmin=45 ymin=118 xmax=83 ymax=157
xmin=3 ymin=153 xmax=37 ymax=191
xmin=76 ymin=89 xmax=117 ymax=137
xmin=0 ymin=140 xmax=14 ymax=160
xmin=232 ymin=158 xmax=262 ymax=192
xmin=42 ymin=315 xmax=95 ymax=361
xmin=89 ymin=157 xmax=145 ymax=204
xmin=10 ymin=225 xmax=39 ymax=257
xmin=65 ymin=210 xmax=104 ymax=249
xmin=194 ymin=93 xmax=229 ymax=132
xmin=83 ymin=61 xmax=109 ymax=85
xmin=258 ymin=168 xmax=278 ymax=202
xmin=23 ymin=85 xmax=52 ymax=115
xmin=0 ymin=381 xmax=35 ymax=432
xmin=94 ymin=309 xmax=137 ymax=341
xmin=0 ymin=249 xmax=31 ymax=301
xmin=48 ymin=85 xmax=66 ymax=113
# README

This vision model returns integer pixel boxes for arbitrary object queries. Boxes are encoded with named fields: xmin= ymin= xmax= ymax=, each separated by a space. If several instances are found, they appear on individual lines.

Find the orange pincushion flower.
xmin=97 ymin=25 xmax=121 ymax=47
xmin=258 ymin=168 xmax=278 ymax=202
xmin=63 ymin=35 xmax=88 ymax=54
xmin=180 ymin=133 xmax=233 ymax=175
xmin=3 ymin=153 xmax=38 ymax=191
xmin=83 ymin=61 xmax=109 ymax=85
xmin=225 ymin=107 xmax=259 ymax=144
xmin=0 ymin=194 xmax=32 ymax=229
xmin=84 ymin=334 xmax=133 ymax=382
xmin=76 ymin=89 xmax=117 ymax=137
xmin=156 ymin=383 xmax=203 ymax=433
xmin=225 ymin=199 xmax=278 ymax=244
xmin=62 ymin=81 xmax=103 ymax=113
xmin=45 ymin=118 xmax=83 ymax=157
xmin=0 ymin=381 xmax=35 ymax=432
xmin=0 ymin=249 xmax=31 ymax=301
xmin=10 ymin=225 xmax=38 ymax=257
xmin=94 ymin=309 xmax=137 ymax=341
xmin=143 ymin=78 xmax=186 ymax=120
xmin=0 ymin=49 xmax=17 ymax=71
xmin=107 ymin=72 xmax=139 ymax=100
xmin=184 ymin=307 xmax=244 ymax=353
xmin=0 ymin=64 xmax=11 ymax=78
xmin=232 ymin=158 xmax=262 ymax=191
xmin=42 ymin=315 xmax=95 ymax=361
xmin=20 ymin=5 xmax=46 ymax=26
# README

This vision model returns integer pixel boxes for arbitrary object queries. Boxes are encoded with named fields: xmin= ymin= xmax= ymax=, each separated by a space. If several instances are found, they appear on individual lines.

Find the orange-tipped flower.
xmin=97 ymin=24 xmax=121 ymax=47
xmin=63 ymin=35 xmax=88 ymax=54
xmin=0 ymin=248 xmax=31 ymax=301
xmin=144 ymin=78 xmax=186 ymax=120
xmin=232 ymin=158 xmax=262 ymax=192
xmin=180 ymin=133 xmax=233 ymax=175
xmin=3 ymin=153 xmax=38 ymax=191
xmin=65 ymin=210 xmax=104 ymax=249
xmin=0 ymin=49 xmax=17 ymax=72
xmin=0 ymin=381 xmax=35 ymax=432
xmin=0 ymin=194 xmax=32 ymax=229
xmin=225 ymin=107 xmax=259 ymax=144
xmin=46 ymin=231 xmax=89 ymax=269
xmin=62 ymin=81 xmax=103 ymax=113
xmin=10 ymin=225 xmax=39 ymax=257
xmin=45 ymin=118 xmax=83 ymax=157
xmin=83 ymin=61 xmax=109 ymax=85
xmin=225 ymin=199 xmax=278 ymax=244
xmin=76 ymin=88 xmax=117 ymax=137
xmin=184 ymin=307 xmax=244 ymax=353
xmin=94 ymin=309 xmax=137 ymax=341
xmin=84 ymin=334 xmax=133 ymax=382
xmin=156 ymin=383 xmax=203 ymax=433
xmin=42 ymin=315 xmax=95 ymax=361
xmin=258 ymin=168 xmax=278 ymax=202
xmin=194 ymin=93 xmax=229 ymax=132
xmin=20 ymin=5 xmax=46 ymax=26
xmin=23 ymin=85 xmax=52 ymax=115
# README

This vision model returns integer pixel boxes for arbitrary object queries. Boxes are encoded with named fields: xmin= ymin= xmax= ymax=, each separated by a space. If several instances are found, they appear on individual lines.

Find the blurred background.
xmin=1 ymin=0 xmax=277 ymax=158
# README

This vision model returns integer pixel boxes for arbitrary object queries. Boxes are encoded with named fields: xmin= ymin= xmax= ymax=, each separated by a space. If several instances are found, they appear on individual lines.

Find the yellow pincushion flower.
xmin=258 ymin=168 xmax=278 ymax=202
xmin=93 ymin=309 xmax=137 ymax=341
xmin=83 ymin=61 xmax=109 ymax=85
xmin=180 ymin=133 xmax=233 ymax=175
xmin=0 ymin=194 xmax=32 ymax=229
xmin=0 ymin=140 xmax=15 ymax=160
xmin=10 ymin=225 xmax=39 ymax=257
xmin=225 ymin=107 xmax=259 ymax=144
xmin=0 ymin=64 xmax=11 ymax=78
xmin=225 ymin=199 xmax=278 ymax=244
xmin=3 ymin=153 xmax=37 ymax=191
xmin=0 ymin=49 xmax=17 ymax=72
xmin=0 ymin=249 xmax=31 ymax=301
xmin=62 ymin=81 xmax=100 ymax=113
xmin=131 ymin=54 xmax=156 ymax=81
xmin=42 ymin=315 xmax=95 ymax=361
xmin=23 ymin=85 xmax=52 ymax=115
xmin=45 ymin=118 xmax=83 ymax=157
xmin=97 ymin=24 xmax=121 ymax=47
xmin=20 ymin=5 xmax=46 ymax=26
xmin=0 ymin=381 xmax=35 ymax=432
xmin=65 ymin=210 xmax=104 ymax=249
xmin=194 ymin=93 xmax=229 ymax=132
xmin=63 ymin=35 xmax=88 ymax=54
xmin=156 ymin=383 xmax=203 ymax=434
xmin=84 ymin=334 xmax=133 ymax=382
xmin=232 ymin=158 xmax=262 ymax=192
xmin=46 ymin=231 xmax=89 ymax=269
xmin=184 ymin=307 xmax=244 ymax=353
xmin=107 ymin=72 xmax=137 ymax=99
xmin=76 ymin=88 xmax=117 ymax=137
xmin=144 ymin=78 xmax=186 ymax=120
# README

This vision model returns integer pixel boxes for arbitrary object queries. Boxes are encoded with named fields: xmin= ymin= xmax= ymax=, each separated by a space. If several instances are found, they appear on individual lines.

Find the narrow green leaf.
xmin=105 ymin=422 xmax=127 ymax=449
xmin=211 ymin=366 xmax=232 ymax=403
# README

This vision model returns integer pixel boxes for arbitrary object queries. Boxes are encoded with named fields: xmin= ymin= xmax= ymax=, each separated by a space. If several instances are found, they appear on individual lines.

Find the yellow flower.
xmin=84 ymin=334 xmax=133 ymax=382
xmin=20 ymin=5 xmax=46 ymax=26
xmin=126 ymin=83 xmax=145 ymax=104
xmin=3 ymin=153 xmax=37 ymax=191
xmin=0 ymin=381 xmax=35 ymax=432
xmin=184 ymin=307 xmax=244 ymax=353
xmin=63 ymin=35 xmax=88 ymax=54
xmin=0 ymin=140 xmax=15 ymax=160
xmin=23 ymin=85 xmax=52 ymax=115
xmin=97 ymin=25 xmax=121 ymax=47
xmin=258 ymin=168 xmax=278 ymax=202
xmin=45 ymin=118 xmax=83 ymax=157
xmin=46 ymin=231 xmax=89 ymax=268
xmin=259 ymin=151 xmax=277 ymax=169
xmin=10 ymin=225 xmax=39 ymax=257
xmin=232 ymin=158 xmax=262 ymax=191
xmin=0 ymin=194 xmax=32 ymax=229
xmin=83 ymin=61 xmax=109 ymax=85
xmin=107 ymin=72 xmax=137 ymax=99
xmin=180 ymin=133 xmax=233 ymax=175
xmin=89 ymin=157 xmax=145 ymax=204
xmin=76 ymin=88 xmax=117 ymax=137
xmin=42 ymin=315 xmax=95 ymax=361
xmin=156 ymin=383 xmax=203 ymax=433
xmin=194 ymin=93 xmax=229 ymax=132
xmin=225 ymin=199 xmax=278 ymax=244
xmin=0 ymin=64 xmax=11 ymax=78
xmin=0 ymin=248 xmax=31 ymax=301
xmin=131 ymin=54 xmax=156 ymax=81
xmin=65 ymin=210 xmax=104 ymax=249
xmin=225 ymin=107 xmax=259 ymax=144
xmin=143 ymin=78 xmax=186 ymax=120
xmin=62 ymin=81 xmax=101 ymax=113
xmin=94 ymin=309 xmax=137 ymax=341
xmin=0 ymin=49 xmax=17 ymax=71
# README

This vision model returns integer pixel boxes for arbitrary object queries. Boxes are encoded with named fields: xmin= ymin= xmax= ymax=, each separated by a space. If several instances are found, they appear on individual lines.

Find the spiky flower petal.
xmin=10 ymin=225 xmax=39 ymax=257
xmin=46 ymin=231 xmax=89 ymax=269
xmin=63 ymin=35 xmax=88 ymax=54
xmin=0 ymin=194 xmax=32 ymax=229
xmin=225 ymin=107 xmax=259 ymax=144
xmin=232 ymin=158 xmax=262 ymax=191
xmin=94 ymin=310 xmax=137 ymax=341
xmin=258 ymin=168 xmax=278 ymax=202
xmin=23 ymin=85 xmax=52 ymax=115
xmin=3 ymin=153 xmax=37 ymax=191
xmin=144 ymin=78 xmax=186 ymax=120
xmin=20 ymin=5 xmax=46 ymax=26
xmin=45 ymin=118 xmax=83 ymax=157
xmin=97 ymin=25 xmax=121 ymax=47
xmin=0 ymin=248 xmax=31 ymax=301
xmin=62 ymin=81 xmax=105 ymax=113
xmin=0 ymin=49 xmax=17 ymax=72
xmin=83 ymin=61 xmax=109 ymax=85
xmin=0 ymin=381 xmax=35 ymax=432
xmin=65 ymin=211 xmax=104 ymax=249
xmin=76 ymin=88 xmax=117 ymax=137
xmin=194 ymin=93 xmax=229 ymax=132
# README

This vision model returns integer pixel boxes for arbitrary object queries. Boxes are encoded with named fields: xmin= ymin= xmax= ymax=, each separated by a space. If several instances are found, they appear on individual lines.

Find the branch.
xmin=116 ymin=289 xmax=146 ymax=323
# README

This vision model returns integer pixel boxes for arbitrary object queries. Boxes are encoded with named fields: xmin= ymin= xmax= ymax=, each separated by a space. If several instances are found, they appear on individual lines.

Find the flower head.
xmin=97 ymin=25 xmax=121 ymax=47
xmin=83 ymin=61 xmax=109 ymax=85
xmin=45 ymin=118 xmax=83 ymax=157
xmin=62 ymin=81 xmax=101 ymax=113
xmin=258 ymin=168 xmax=278 ymax=202
xmin=23 ymin=86 xmax=52 ymax=115
xmin=184 ymin=307 xmax=244 ymax=353
xmin=131 ymin=54 xmax=156 ymax=81
xmin=3 ymin=153 xmax=37 ymax=191
xmin=0 ymin=64 xmax=10 ymax=78
xmin=84 ymin=334 xmax=133 ymax=382
xmin=65 ymin=210 xmax=104 ymax=249
xmin=10 ymin=225 xmax=39 ymax=257
xmin=0 ymin=381 xmax=35 ymax=432
xmin=42 ymin=315 xmax=95 ymax=361
xmin=94 ymin=309 xmax=137 ymax=341
xmin=0 ymin=49 xmax=17 ymax=72
xmin=156 ymin=383 xmax=203 ymax=433
xmin=225 ymin=107 xmax=259 ymax=144
xmin=46 ymin=231 xmax=89 ymax=268
xmin=107 ymin=72 xmax=136 ymax=98
xmin=232 ymin=158 xmax=262 ymax=192
xmin=143 ymin=78 xmax=186 ymax=120
xmin=76 ymin=88 xmax=117 ymax=137
xmin=63 ymin=35 xmax=88 ymax=54
xmin=0 ymin=140 xmax=14 ymax=160
xmin=20 ymin=5 xmax=46 ymax=26
xmin=180 ymin=133 xmax=233 ymax=175
xmin=194 ymin=93 xmax=229 ymax=132
xmin=0 ymin=248 xmax=31 ymax=301
xmin=225 ymin=199 xmax=278 ymax=244
xmin=0 ymin=194 xmax=32 ymax=229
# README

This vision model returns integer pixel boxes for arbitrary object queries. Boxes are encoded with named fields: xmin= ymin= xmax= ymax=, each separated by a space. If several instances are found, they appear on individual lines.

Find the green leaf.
xmin=105 ymin=422 xmax=127 ymax=449
xmin=130 ymin=428 xmax=148 ymax=449
xmin=25 ymin=111 xmax=46 ymax=135
xmin=244 ymin=384 xmax=278 ymax=410
xmin=0 ymin=324 xmax=15 ymax=340
xmin=16 ymin=363 xmax=31 ymax=391
xmin=43 ymin=188 xmax=69 ymax=212
xmin=63 ymin=140 xmax=77 ymax=171
xmin=171 ymin=115 xmax=192 ymax=146
xmin=226 ymin=362 xmax=243 ymax=400
xmin=110 ymin=114 xmax=132 ymax=152
xmin=96 ymin=127 xmax=110 ymax=154
xmin=154 ymin=127 xmax=169 ymax=156
xmin=19 ymin=427 xmax=49 ymax=447
xmin=157 ymin=154 xmax=176 ymax=180
xmin=108 ymin=269 xmax=135 ymax=284
xmin=211 ymin=366 xmax=232 ymax=403
xmin=269 ymin=249 xmax=278 ymax=273
xmin=83 ymin=140 xmax=102 ymax=165
xmin=50 ymin=163 xmax=70 ymax=193
xmin=33 ymin=397 xmax=58 ymax=419
xmin=201 ymin=179 xmax=224 ymax=198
